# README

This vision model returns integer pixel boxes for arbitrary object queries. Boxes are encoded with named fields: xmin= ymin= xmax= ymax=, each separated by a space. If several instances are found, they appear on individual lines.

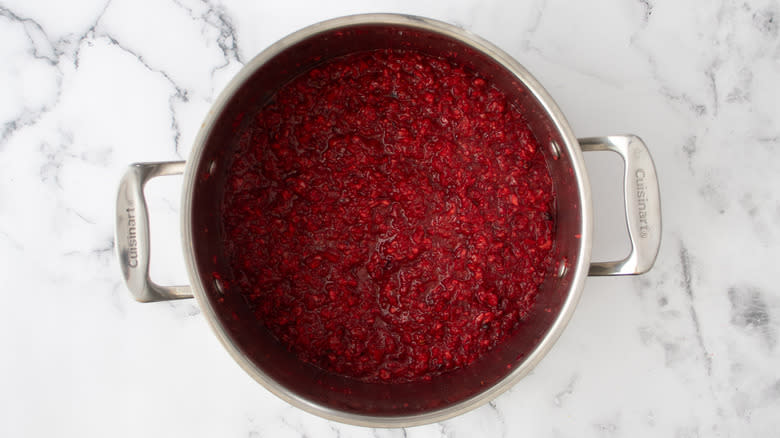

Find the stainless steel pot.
xmin=115 ymin=14 xmax=661 ymax=427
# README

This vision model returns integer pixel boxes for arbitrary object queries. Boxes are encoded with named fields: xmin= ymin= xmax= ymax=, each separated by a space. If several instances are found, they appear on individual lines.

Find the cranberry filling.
xmin=218 ymin=49 xmax=555 ymax=383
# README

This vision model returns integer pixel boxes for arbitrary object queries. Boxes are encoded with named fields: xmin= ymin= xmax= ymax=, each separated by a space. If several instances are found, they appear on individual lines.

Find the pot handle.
xmin=115 ymin=161 xmax=193 ymax=302
xmin=579 ymin=135 xmax=661 ymax=276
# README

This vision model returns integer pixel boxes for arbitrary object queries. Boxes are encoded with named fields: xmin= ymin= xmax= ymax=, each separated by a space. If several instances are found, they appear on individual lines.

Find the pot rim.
xmin=180 ymin=13 xmax=592 ymax=427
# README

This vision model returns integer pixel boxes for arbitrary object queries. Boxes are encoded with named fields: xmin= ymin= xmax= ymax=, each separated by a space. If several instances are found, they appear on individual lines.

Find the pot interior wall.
xmin=188 ymin=22 xmax=583 ymax=417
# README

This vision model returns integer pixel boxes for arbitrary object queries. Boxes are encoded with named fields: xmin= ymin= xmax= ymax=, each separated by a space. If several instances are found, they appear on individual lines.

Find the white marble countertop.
xmin=2 ymin=0 xmax=778 ymax=436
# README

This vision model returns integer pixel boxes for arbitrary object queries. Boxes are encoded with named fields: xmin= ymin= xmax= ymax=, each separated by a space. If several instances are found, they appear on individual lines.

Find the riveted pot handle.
xmin=115 ymin=161 xmax=193 ymax=302
xmin=579 ymin=136 xmax=661 ymax=276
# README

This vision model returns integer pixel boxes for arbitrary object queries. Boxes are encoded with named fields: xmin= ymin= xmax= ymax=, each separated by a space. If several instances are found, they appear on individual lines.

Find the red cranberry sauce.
xmin=219 ymin=49 xmax=555 ymax=383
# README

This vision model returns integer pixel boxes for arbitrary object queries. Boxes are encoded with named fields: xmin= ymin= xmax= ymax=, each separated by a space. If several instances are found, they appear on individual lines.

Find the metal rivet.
xmin=557 ymin=258 xmax=568 ymax=278
xmin=214 ymin=277 xmax=225 ymax=295
xmin=550 ymin=140 xmax=561 ymax=159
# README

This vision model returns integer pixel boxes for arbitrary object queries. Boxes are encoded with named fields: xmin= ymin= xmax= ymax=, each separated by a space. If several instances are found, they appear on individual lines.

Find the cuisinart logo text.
xmin=635 ymin=169 xmax=649 ymax=239
xmin=126 ymin=207 xmax=139 ymax=267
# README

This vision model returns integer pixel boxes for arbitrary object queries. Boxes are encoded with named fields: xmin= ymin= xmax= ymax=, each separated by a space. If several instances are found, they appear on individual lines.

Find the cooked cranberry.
xmin=219 ymin=49 xmax=555 ymax=383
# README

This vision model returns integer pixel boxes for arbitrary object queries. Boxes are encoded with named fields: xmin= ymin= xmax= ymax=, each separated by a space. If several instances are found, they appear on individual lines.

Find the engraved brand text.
xmin=127 ymin=207 xmax=138 ymax=267
xmin=635 ymin=169 xmax=649 ymax=238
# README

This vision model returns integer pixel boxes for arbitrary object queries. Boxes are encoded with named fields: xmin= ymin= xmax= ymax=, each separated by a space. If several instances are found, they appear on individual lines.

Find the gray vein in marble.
xmin=372 ymin=427 xmax=407 ymax=438
xmin=68 ymin=207 xmax=96 ymax=225
xmin=698 ymin=183 xmax=728 ymax=215
xmin=752 ymin=6 xmax=778 ymax=37
xmin=171 ymin=0 xmax=245 ymax=89
xmin=154 ymin=195 xmax=179 ymax=214
xmin=638 ymin=0 xmax=654 ymax=22
xmin=0 ymin=4 xmax=59 ymax=64
xmin=0 ymin=5 xmax=65 ymax=148
xmin=63 ymin=238 xmax=115 ymax=270
xmin=244 ymin=412 xmax=262 ymax=438
xmin=659 ymin=86 xmax=707 ymax=116
xmin=166 ymin=299 xmax=201 ymax=317
xmin=487 ymin=401 xmax=507 ymax=438
xmin=553 ymin=374 xmax=578 ymax=407
xmin=726 ymin=69 xmax=752 ymax=104
xmin=682 ymin=136 xmax=697 ymax=173
xmin=522 ymin=47 xmax=620 ymax=89
xmin=96 ymin=32 xmax=189 ymax=156
xmin=0 ymin=1 xmax=154 ymax=154
xmin=327 ymin=423 xmax=341 ymax=438
xmin=738 ymin=192 xmax=776 ymax=240
xmin=514 ymin=0 xmax=625 ymax=90
xmin=39 ymin=128 xmax=104 ymax=197
xmin=72 ymin=0 xmax=112 ymax=68
xmin=96 ymin=238 xmax=115 ymax=256
xmin=0 ymin=230 xmax=23 ymax=250
xmin=629 ymin=33 xmax=713 ymax=117
xmin=728 ymin=286 xmax=775 ymax=350
xmin=176 ymin=0 xmax=243 ymax=63
xmin=108 ymin=281 xmax=127 ymax=316
xmin=278 ymin=415 xmax=302 ymax=437
xmin=437 ymin=422 xmax=454 ymax=438
xmin=705 ymin=61 xmax=719 ymax=116
xmin=24 ymin=0 xmax=191 ymax=159
xmin=519 ymin=0 xmax=548 ymax=51
xmin=39 ymin=140 xmax=71 ymax=190
xmin=679 ymin=242 xmax=712 ymax=375
xmin=2 ymin=109 xmax=46 ymax=147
